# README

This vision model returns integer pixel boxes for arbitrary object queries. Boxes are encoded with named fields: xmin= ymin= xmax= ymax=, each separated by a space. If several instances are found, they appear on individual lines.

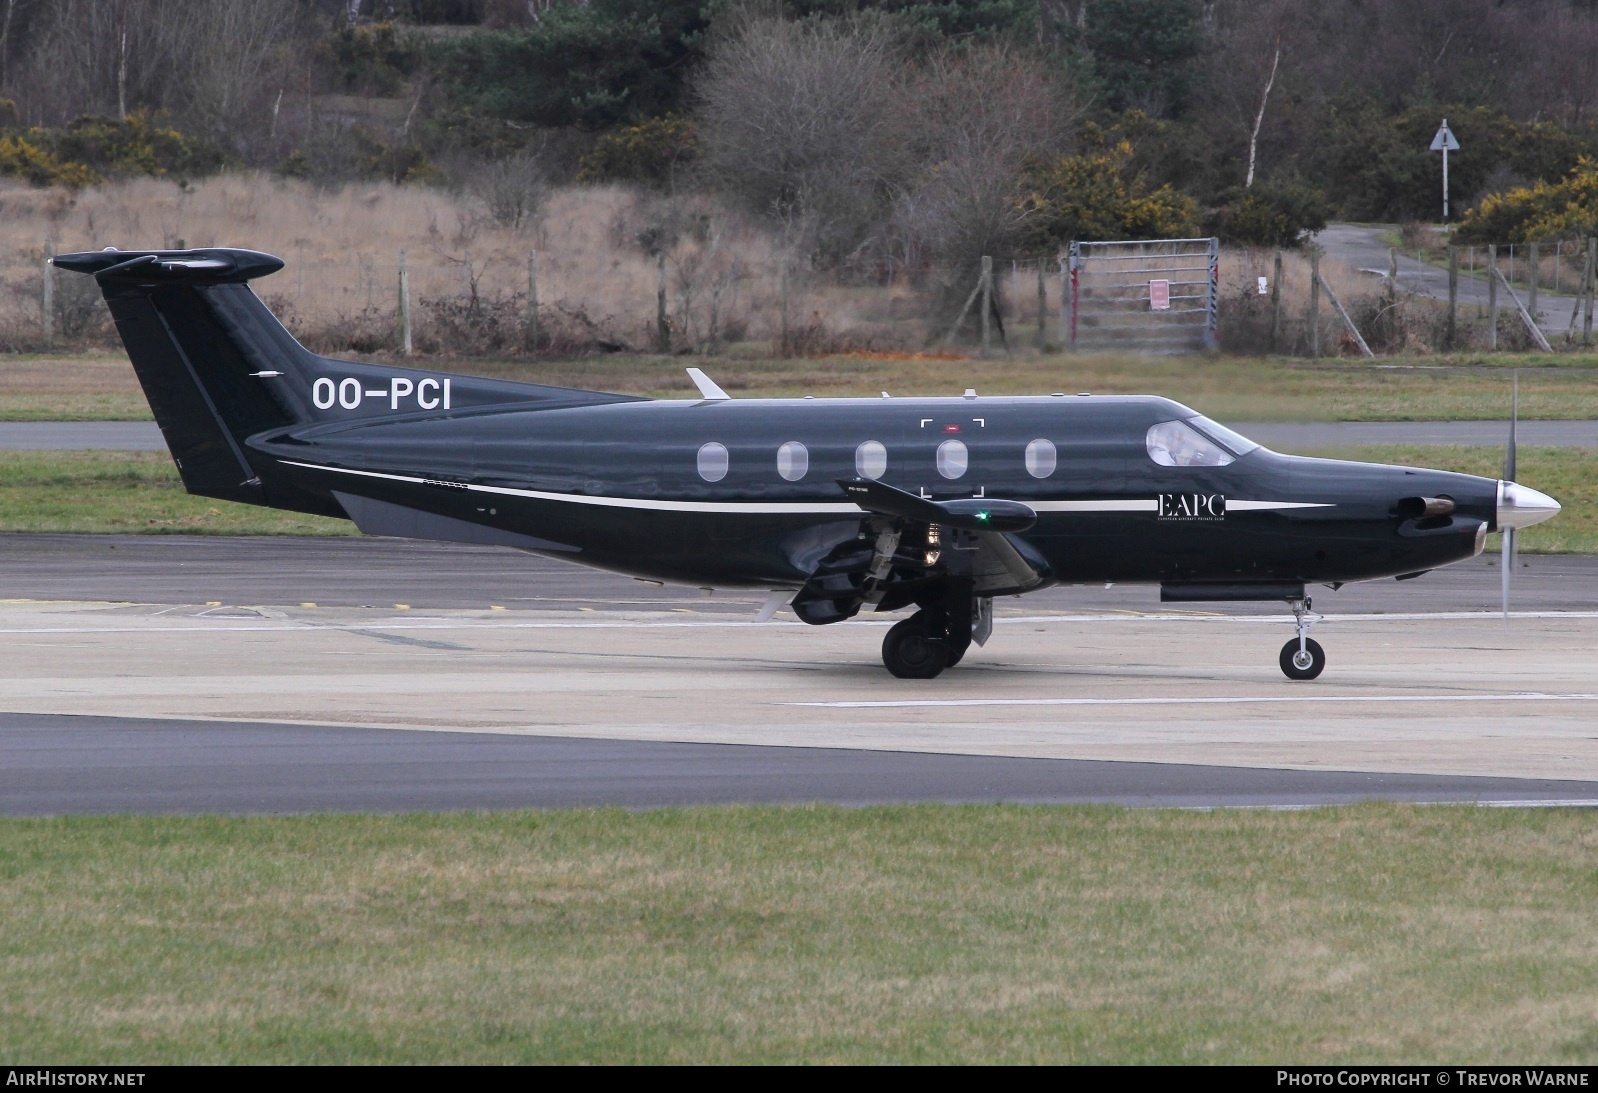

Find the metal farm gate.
xmin=1066 ymin=238 xmax=1218 ymax=353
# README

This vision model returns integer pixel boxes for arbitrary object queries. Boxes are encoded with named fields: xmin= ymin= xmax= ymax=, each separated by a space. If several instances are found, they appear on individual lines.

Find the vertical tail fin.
xmin=55 ymin=247 xmax=642 ymax=517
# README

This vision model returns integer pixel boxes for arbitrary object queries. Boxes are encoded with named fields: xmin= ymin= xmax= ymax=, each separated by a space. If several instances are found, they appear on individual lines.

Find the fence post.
xmin=1309 ymin=252 xmax=1320 ymax=360
xmin=397 ymin=248 xmax=412 ymax=356
xmin=1035 ymin=259 xmax=1046 ymax=350
xmin=1316 ymin=267 xmax=1375 ymax=358
xmin=1270 ymin=250 xmax=1282 ymax=353
xmin=1487 ymin=245 xmax=1498 ymax=351
xmin=1447 ymin=246 xmax=1458 ymax=350
xmin=778 ymin=261 xmax=789 ymax=358
xmin=525 ymin=250 xmax=540 ymax=351
xmin=1578 ymin=236 xmax=1591 ymax=345
xmin=656 ymin=251 xmax=669 ymax=354
xmin=1203 ymin=237 xmax=1219 ymax=351
xmin=979 ymin=255 xmax=992 ymax=359
xmin=1059 ymin=253 xmax=1072 ymax=351
xmin=1528 ymin=242 xmax=1539 ymax=324
xmin=41 ymin=238 xmax=54 ymax=349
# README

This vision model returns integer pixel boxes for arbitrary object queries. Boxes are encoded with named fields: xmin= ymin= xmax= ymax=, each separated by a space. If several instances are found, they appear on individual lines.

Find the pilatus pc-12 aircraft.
xmin=56 ymin=246 xmax=1561 ymax=680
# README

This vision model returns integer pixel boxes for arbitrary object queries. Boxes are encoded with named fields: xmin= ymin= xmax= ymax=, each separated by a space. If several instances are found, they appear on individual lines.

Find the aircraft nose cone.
xmin=1498 ymin=481 xmax=1561 ymax=530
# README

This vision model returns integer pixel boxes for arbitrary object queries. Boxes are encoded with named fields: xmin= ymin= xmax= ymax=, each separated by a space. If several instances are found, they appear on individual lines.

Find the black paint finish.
xmin=59 ymin=247 xmax=1504 ymax=627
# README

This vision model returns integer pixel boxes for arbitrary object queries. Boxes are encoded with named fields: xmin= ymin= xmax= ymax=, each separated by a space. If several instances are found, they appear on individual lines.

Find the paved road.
xmin=5 ymin=710 xmax=1593 ymax=815
xmin=3 ymin=419 xmax=1594 ymax=451
xmin=1315 ymin=223 xmax=1582 ymax=337
xmin=0 ymin=532 xmax=1588 ymax=614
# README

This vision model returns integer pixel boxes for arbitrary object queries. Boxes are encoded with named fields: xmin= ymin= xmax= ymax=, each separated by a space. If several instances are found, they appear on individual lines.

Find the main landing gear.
xmin=1278 ymin=597 xmax=1326 ymax=680
xmin=880 ymin=591 xmax=980 ymax=679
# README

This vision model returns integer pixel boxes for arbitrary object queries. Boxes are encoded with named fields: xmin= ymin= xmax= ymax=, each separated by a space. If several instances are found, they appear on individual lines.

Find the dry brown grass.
xmin=0 ymin=174 xmax=960 ymax=356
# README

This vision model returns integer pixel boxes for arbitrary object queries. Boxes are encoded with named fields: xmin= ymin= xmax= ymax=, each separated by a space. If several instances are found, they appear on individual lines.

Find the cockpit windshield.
xmin=1187 ymin=415 xmax=1261 ymax=457
xmin=1146 ymin=420 xmax=1232 ymax=467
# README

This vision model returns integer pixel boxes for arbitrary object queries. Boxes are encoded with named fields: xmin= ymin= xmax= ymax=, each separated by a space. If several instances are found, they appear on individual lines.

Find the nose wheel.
xmin=1279 ymin=597 xmax=1325 ymax=680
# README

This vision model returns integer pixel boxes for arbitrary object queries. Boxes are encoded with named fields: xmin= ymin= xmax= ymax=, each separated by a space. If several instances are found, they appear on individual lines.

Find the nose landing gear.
xmin=1279 ymin=597 xmax=1325 ymax=680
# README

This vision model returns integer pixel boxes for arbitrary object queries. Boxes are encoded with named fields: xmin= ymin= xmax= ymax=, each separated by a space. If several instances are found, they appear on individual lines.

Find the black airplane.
xmin=55 ymin=247 xmax=1561 ymax=680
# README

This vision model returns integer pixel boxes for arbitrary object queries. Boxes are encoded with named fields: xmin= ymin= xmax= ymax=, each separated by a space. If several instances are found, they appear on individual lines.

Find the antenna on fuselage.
xmin=686 ymin=367 xmax=731 ymax=401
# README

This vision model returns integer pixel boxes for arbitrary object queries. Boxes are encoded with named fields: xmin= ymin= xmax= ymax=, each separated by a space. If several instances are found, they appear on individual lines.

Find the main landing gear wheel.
xmin=882 ymin=611 xmax=949 ymax=679
xmin=1279 ymin=637 xmax=1326 ymax=680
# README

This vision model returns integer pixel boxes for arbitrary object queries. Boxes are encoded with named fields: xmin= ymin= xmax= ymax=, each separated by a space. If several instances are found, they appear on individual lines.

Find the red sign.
xmin=1149 ymin=279 xmax=1171 ymax=310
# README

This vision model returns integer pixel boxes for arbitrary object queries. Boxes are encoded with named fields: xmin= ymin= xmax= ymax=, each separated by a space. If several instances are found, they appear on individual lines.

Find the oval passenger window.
xmin=936 ymin=439 xmax=968 ymax=480
xmin=1025 ymin=438 xmax=1056 ymax=478
xmin=776 ymin=441 xmax=809 ymax=482
xmin=855 ymin=440 xmax=887 ymax=480
xmin=697 ymin=441 xmax=729 ymax=482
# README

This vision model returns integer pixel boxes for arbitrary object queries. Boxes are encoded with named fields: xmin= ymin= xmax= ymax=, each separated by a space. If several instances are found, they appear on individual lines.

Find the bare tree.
xmin=7 ymin=0 xmax=303 ymax=157
xmin=695 ymin=13 xmax=906 ymax=264
xmin=894 ymin=46 xmax=1083 ymax=271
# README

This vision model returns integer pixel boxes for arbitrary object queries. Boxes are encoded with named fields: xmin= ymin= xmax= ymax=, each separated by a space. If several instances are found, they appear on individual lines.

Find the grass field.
xmin=5 ymin=350 xmax=1598 ymax=421
xmin=0 ymin=445 xmax=1587 ymax=550
xmin=1 ymin=805 xmax=1595 ymax=1064
xmin=0 ymin=451 xmax=351 ymax=535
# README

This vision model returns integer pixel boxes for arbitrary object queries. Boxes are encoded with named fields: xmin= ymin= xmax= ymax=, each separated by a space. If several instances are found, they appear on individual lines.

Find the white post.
xmin=1442 ymin=141 xmax=1449 ymax=221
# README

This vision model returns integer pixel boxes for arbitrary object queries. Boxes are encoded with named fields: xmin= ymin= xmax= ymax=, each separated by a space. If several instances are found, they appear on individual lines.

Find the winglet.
xmin=686 ymin=367 xmax=731 ymax=401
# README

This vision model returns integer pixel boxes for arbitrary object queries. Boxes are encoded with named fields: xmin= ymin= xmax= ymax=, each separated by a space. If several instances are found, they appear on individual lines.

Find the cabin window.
xmin=855 ymin=440 xmax=888 ymax=480
xmin=697 ymin=441 xmax=729 ymax=482
xmin=1024 ymin=438 xmax=1057 ymax=478
xmin=776 ymin=441 xmax=809 ymax=482
xmin=936 ymin=438 xmax=968 ymax=480
xmin=1146 ymin=420 xmax=1234 ymax=468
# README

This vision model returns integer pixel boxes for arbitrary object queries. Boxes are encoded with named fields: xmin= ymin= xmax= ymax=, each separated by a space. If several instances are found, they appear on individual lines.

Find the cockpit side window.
xmin=1146 ymin=419 xmax=1234 ymax=467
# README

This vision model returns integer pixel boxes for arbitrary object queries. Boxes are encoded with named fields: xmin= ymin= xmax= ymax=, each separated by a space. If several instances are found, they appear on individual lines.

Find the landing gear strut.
xmin=1278 ymin=597 xmax=1325 ymax=680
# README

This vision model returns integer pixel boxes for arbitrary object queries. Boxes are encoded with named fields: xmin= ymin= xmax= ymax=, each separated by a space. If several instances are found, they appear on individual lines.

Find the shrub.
xmin=1454 ymin=158 xmax=1598 ymax=243
xmin=576 ymin=114 xmax=697 ymax=187
xmin=0 ymin=134 xmax=99 ymax=188
xmin=1018 ymin=141 xmax=1199 ymax=248
xmin=1208 ymin=183 xmax=1328 ymax=248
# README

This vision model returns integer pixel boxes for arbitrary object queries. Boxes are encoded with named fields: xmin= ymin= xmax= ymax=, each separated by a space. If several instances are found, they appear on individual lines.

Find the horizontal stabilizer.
xmin=837 ymin=477 xmax=1036 ymax=532
xmin=53 ymin=248 xmax=284 ymax=285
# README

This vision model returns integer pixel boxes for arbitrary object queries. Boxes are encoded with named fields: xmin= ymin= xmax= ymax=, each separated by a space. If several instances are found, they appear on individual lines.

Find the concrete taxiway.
xmin=2 ymin=530 xmax=1597 ymax=813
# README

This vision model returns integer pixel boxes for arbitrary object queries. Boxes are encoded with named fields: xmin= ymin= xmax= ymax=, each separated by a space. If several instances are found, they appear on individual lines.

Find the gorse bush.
xmin=1454 ymin=158 xmax=1598 ymax=243
xmin=0 ymin=115 xmax=222 ymax=188
xmin=576 ymin=114 xmax=697 ymax=187
xmin=1018 ymin=142 xmax=1199 ymax=248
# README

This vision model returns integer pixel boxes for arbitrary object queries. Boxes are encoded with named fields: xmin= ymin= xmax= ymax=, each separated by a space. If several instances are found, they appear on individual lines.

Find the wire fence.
xmin=4 ymin=234 xmax=1595 ymax=360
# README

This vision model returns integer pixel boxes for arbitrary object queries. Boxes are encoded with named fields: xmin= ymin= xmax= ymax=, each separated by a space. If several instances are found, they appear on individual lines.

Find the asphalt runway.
xmin=4 ymin=419 xmax=1597 ymax=451
xmin=3 ymin=533 xmax=1598 ymax=813
xmin=7 ymin=710 xmax=1594 ymax=815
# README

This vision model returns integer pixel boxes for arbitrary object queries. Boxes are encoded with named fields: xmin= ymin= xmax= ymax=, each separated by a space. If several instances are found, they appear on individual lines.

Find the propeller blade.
xmin=1502 ymin=526 xmax=1515 ymax=620
xmin=1504 ymin=369 xmax=1518 ymax=483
